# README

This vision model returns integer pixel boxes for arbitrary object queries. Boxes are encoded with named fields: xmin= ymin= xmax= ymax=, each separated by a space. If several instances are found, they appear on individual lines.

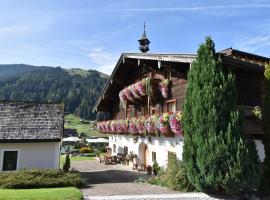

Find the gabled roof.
xmin=93 ymin=53 xmax=196 ymax=112
xmin=218 ymin=48 xmax=269 ymax=66
xmin=0 ymin=101 xmax=64 ymax=142
xmin=93 ymin=49 xmax=269 ymax=112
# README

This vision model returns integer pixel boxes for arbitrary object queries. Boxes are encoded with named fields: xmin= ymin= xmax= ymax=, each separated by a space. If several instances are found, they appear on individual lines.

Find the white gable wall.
xmin=0 ymin=142 xmax=60 ymax=171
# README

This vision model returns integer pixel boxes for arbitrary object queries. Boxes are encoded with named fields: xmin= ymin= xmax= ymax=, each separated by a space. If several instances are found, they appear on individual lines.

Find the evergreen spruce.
xmin=261 ymin=62 xmax=270 ymax=193
xmin=182 ymin=37 xmax=261 ymax=194
xmin=63 ymin=154 xmax=70 ymax=172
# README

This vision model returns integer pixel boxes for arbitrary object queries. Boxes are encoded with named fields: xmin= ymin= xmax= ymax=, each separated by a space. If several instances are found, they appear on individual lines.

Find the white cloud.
xmin=123 ymin=4 xmax=270 ymax=12
xmin=87 ymin=47 xmax=118 ymax=75
xmin=235 ymin=35 xmax=270 ymax=52
xmin=0 ymin=25 xmax=31 ymax=35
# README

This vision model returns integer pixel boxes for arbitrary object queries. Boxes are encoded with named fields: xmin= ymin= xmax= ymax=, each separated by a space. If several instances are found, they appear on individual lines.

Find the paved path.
xmin=71 ymin=159 xmax=236 ymax=200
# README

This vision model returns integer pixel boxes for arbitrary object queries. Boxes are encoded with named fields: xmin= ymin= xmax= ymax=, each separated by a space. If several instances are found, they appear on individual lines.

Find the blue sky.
xmin=0 ymin=0 xmax=270 ymax=75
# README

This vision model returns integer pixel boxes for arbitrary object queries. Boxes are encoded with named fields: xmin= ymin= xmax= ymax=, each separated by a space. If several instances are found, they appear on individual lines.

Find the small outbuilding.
xmin=0 ymin=101 xmax=64 ymax=171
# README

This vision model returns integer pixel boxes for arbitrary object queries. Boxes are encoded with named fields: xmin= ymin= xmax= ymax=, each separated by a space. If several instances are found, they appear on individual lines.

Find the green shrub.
xmin=79 ymin=147 xmax=91 ymax=154
xmin=164 ymin=156 xmax=195 ymax=192
xmin=153 ymin=161 xmax=160 ymax=176
xmin=0 ymin=169 xmax=85 ymax=189
xmin=148 ymin=157 xmax=195 ymax=192
xmin=63 ymin=154 xmax=70 ymax=172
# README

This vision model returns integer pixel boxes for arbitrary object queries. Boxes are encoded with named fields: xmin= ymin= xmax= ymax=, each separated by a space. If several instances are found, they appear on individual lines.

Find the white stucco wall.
xmin=109 ymin=135 xmax=265 ymax=168
xmin=0 ymin=142 xmax=61 ymax=171
xmin=109 ymin=134 xmax=184 ymax=168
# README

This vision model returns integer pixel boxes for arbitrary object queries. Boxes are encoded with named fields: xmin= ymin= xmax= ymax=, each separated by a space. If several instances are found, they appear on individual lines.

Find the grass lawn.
xmin=64 ymin=114 xmax=104 ymax=137
xmin=0 ymin=187 xmax=83 ymax=200
xmin=60 ymin=155 xmax=96 ymax=168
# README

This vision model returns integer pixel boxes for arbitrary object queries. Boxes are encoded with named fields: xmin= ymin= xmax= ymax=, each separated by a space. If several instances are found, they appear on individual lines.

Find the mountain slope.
xmin=0 ymin=64 xmax=108 ymax=120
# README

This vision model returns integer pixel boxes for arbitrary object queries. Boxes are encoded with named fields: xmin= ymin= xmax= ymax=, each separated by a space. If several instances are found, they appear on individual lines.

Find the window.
xmin=126 ymin=108 xmax=130 ymax=118
xmin=124 ymin=146 xmax=128 ymax=155
xmin=2 ymin=151 xmax=18 ymax=171
xmin=152 ymin=151 xmax=156 ymax=162
xmin=113 ymin=144 xmax=116 ymax=153
xmin=168 ymin=151 xmax=176 ymax=161
xmin=150 ymin=107 xmax=156 ymax=115
xmin=166 ymin=100 xmax=176 ymax=112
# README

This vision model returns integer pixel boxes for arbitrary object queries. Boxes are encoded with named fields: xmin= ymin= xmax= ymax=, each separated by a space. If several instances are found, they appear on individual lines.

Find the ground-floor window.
xmin=168 ymin=151 xmax=176 ymax=160
xmin=152 ymin=151 xmax=156 ymax=162
xmin=124 ymin=146 xmax=128 ymax=155
xmin=2 ymin=150 xmax=18 ymax=171
xmin=113 ymin=144 xmax=116 ymax=153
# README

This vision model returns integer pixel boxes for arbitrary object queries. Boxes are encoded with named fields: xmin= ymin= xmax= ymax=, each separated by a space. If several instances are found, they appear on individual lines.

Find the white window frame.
xmin=1 ymin=149 xmax=20 ymax=171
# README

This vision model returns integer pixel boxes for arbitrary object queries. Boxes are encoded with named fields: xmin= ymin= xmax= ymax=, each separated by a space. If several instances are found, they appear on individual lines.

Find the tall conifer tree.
xmin=182 ymin=37 xmax=261 ymax=194
xmin=261 ymin=62 xmax=270 ymax=193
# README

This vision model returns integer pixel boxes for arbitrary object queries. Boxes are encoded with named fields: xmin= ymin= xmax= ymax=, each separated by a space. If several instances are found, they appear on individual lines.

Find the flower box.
xmin=169 ymin=112 xmax=183 ymax=136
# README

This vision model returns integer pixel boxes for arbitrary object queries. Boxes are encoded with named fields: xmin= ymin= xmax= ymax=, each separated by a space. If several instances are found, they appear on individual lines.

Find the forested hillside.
xmin=0 ymin=64 xmax=108 ymax=119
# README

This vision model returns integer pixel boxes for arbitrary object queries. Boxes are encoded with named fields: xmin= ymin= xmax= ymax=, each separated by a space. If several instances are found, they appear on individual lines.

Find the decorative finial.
xmin=138 ymin=23 xmax=150 ymax=53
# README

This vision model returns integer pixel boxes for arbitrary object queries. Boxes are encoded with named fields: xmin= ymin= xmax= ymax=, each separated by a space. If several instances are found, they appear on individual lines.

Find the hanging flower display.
xmin=158 ymin=112 xmax=173 ymax=137
xmin=145 ymin=115 xmax=158 ymax=135
xmin=123 ymin=87 xmax=134 ymax=101
xmin=159 ymin=79 xmax=170 ymax=98
xmin=130 ymin=84 xmax=140 ymax=99
xmin=169 ymin=112 xmax=183 ymax=136
xmin=119 ymin=90 xmax=128 ymax=105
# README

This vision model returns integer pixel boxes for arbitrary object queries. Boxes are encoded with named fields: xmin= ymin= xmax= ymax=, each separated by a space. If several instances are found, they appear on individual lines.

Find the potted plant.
xmin=146 ymin=165 xmax=152 ymax=175
xmin=153 ymin=161 xmax=160 ymax=176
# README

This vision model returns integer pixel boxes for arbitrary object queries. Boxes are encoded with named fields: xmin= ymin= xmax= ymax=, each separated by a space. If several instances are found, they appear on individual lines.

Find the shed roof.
xmin=0 ymin=101 xmax=64 ymax=142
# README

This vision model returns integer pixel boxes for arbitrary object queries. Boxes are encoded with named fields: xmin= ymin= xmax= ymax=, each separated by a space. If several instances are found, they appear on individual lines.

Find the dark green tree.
xmin=63 ymin=154 xmax=70 ymax=172
xmin=261 ymin=62 xmax=270 ymax=193
xmin=182 ymin=37 xmax=261 ymax=194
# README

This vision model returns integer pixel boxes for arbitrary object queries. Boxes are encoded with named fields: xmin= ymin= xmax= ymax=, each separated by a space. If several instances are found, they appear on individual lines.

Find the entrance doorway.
xmin=138 ymin=142 xmax=147 ymax=169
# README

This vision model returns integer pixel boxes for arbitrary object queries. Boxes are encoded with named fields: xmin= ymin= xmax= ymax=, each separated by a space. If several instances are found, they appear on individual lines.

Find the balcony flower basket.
xmin=136 ymin=116 xmax=147 ymax=135
xmin=130 ymin=84 xmax=140 ymax=99
xmin=145 ymin=115 xmax=158 ymax=136
xmin=129 ymin=118 xmax=139 ymax=135
xmin=119 ymin=90 xmax=128 ymax=105
xmin=117 ymin=119 xmax=129 ymax=134
xmin=169 ymin=112 xmax=183 ymax=136
xmin=158 ymin=113 xmax=173 ymax=137
xmin=124 ymin=87 xmax=134 ymax=101
xmin=105 ymin=121 xmax=112 ymax=133
xmin=135 ymin=78 xmax=148 ymax=96
xmin=159 ymin=79 xmax=170 ymax=99
xmin=110 ymin=121 xmax=117 ymax=133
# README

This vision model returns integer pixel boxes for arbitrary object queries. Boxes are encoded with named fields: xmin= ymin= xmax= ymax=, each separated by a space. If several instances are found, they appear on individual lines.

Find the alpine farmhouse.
xmin=0 ymin=101 xmax=64 ymax=171
xmin=94 ymin=30 xmax=268 ymax=169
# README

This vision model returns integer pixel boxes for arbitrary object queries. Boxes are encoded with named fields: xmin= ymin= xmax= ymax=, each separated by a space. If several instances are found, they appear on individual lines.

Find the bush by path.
xmin=0 ymin=169 xmax=85 ymax=189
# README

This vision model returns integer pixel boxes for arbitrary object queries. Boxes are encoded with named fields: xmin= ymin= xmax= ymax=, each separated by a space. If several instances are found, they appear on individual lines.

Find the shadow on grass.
xmin=80 ymin=170 xmax=150 ymax=186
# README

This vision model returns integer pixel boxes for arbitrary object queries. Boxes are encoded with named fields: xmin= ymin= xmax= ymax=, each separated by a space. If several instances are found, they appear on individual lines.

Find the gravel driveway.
xmin=71 ymin=159 xmax=181 ymax=196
